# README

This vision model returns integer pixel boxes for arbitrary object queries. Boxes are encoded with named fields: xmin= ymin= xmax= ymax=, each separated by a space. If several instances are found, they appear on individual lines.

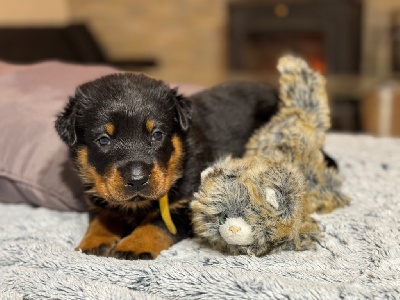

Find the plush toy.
xmin=191 ymin=55 xmax=350 ymax=257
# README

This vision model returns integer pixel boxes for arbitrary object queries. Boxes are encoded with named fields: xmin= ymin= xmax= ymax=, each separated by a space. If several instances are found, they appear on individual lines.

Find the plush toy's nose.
xmin=229 ymin=226 xmax=240 ymax=234
xmin=219 ymin=217 xmax=254 ymax=246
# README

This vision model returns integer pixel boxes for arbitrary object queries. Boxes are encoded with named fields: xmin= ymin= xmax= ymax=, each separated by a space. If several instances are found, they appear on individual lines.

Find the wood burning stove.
xmin=228 ymin=0 xmax=363 ymax=131
xmin=228 ymin=0 xmax=362 ymax=74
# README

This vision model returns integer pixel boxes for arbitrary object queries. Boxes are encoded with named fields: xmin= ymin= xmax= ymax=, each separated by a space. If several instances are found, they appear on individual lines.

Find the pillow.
xmin=0 ymin=61 xmax=204 ymax=211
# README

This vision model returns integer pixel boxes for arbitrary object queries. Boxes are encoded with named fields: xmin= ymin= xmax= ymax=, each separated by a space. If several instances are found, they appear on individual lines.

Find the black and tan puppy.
xmin=55 ymin=73 xmax=281 ymax=259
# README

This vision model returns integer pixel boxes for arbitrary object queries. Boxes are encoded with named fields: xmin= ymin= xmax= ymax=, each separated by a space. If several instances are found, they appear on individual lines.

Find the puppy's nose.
xmin=121 ymin=162 xmax=151 ymax=192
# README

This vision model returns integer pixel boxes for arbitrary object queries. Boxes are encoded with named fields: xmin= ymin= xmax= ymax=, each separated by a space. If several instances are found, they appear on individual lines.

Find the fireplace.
xmin=228 ymin=0 xmax=363 ymax=131
xmin=243 ymin=31 xmax=327 ymax=73
xmin=228 ymin=0 xmax=362 ymax=75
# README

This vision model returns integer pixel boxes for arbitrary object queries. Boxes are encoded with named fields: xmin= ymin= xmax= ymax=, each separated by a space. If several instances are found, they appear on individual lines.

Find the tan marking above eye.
xmin=105 ymin=123 xmax=115 ymax=136
xmin=146 ymin=120 xmax=154 ymax=132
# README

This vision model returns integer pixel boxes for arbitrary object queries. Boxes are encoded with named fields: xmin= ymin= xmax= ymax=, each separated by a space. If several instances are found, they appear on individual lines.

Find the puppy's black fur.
xmin=55 ymin=73 xmax=333 ymax=259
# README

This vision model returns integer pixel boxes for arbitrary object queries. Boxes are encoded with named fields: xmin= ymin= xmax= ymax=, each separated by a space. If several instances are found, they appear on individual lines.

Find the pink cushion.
xmin=0 ymin=61 xmax=204 ymax=211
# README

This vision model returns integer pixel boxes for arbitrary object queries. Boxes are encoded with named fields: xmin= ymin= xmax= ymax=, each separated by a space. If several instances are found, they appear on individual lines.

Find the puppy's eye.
xmin=219 ymin=212 xmax=228 ymax=225
xmin=98 ymin=137 xmax=110 ymax=146
xmin=151 ymin=131 xmax=163 ymax=142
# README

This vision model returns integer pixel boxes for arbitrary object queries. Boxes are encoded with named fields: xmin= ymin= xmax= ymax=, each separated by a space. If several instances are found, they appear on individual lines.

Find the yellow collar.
xmin=159 ymin=195 xmax=177 ymax=235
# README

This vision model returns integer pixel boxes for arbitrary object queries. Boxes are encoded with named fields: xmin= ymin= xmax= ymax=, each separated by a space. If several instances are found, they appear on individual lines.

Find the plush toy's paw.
xmin=110 ymin=224 xmax=174 ymax=260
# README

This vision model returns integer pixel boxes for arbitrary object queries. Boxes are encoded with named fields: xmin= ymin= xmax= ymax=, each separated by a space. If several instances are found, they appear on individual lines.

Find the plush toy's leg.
xmin=268 ymin=212 xmax=321 ymax=254
xmin=307 ymin=169 xmax=351 ymax=214
xmin=296 ymin=214 xmax=321 ymax=250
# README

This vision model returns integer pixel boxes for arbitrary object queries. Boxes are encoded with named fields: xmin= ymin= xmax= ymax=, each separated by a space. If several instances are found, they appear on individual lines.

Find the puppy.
xmin=55 ymin=73 xmax=280 ymax=259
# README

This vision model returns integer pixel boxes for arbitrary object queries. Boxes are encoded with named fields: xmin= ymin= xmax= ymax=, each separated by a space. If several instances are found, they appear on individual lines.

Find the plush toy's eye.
xmin=98 ymin=136 xmax=110 ymax=146
xmin=219 ymin=213 xmax=228 ymax=225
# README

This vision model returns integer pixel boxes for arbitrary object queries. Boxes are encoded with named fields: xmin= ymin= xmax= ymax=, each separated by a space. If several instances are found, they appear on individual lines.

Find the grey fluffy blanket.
xmin=0 ymin=134 xmax=399 ymax=299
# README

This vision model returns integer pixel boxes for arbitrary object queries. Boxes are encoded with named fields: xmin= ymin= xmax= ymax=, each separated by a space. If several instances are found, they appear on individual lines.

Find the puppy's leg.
xmin=112 ymin=223 xmax=175 ymax=260
xmin=111 ymin=205 xmax=191 ymax=260
xmin=76 ymin=210 xmax=124 ymax=256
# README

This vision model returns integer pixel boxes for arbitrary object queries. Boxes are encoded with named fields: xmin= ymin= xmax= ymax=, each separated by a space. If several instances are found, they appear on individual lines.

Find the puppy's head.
xmin=55 ymin=73 xmax=191 ymax=209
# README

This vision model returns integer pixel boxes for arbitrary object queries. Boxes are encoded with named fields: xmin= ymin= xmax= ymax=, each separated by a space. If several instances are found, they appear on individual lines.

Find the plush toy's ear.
xmin=247 ymin=162 xmax=305 ymax=220
xmin=201 ymin=156 xmax=238 ymax=183
xmin=200 ymin=166 xmax=215 ymax=183
xmin=170 ymin=88 xmax=192 ymax=132
xmin=264 ymin=188 xmax=279 ymax=210
xmin=55 ymin=95 xmax=78 ymax=147
xmin=259 ymin=164 xmax=304 ymax=220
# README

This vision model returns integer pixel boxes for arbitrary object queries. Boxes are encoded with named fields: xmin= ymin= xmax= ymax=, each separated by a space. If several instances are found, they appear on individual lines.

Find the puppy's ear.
xmin=170 ymin=88 xmax=192 ymax=132
xmin=55 ymin=95 xmax=78 ymax=147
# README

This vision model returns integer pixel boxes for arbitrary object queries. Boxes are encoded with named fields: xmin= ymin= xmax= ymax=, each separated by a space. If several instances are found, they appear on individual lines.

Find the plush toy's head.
xmin=191 ymin=157 xmax=318 ymax=256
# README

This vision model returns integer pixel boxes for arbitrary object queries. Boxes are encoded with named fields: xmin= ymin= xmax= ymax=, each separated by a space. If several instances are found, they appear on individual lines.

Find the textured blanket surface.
xmin=0 ymin=133 xmax=399 ymax=299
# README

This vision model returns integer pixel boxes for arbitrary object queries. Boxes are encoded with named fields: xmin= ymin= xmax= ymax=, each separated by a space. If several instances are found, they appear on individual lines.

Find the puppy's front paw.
xmin=112 ymin=250 xmax=154 ymax=260
xmin=75 ymin=211 xmax=124 ymax=257
xmin=110 ymin=224 xmax=174 ymax=260
xmin=75 ymin=239 xmax=118 ymax=257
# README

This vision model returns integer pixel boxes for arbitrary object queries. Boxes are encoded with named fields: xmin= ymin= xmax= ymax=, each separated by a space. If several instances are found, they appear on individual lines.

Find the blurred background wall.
xmin=69 ymin=0 xmax=228 ymax=86
xmin=0 ymin=0 xmax=70 ymax=26
xmin=0 ymin=0 xmax=399 ymax=135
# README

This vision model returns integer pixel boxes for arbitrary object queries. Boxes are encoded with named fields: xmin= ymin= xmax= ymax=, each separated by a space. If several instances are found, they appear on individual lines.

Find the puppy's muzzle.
xmin=120 ymin=162 xmax=152 ymax=192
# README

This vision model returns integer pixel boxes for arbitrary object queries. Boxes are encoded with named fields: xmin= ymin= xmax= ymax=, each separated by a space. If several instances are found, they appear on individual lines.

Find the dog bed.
xmin=1 ymin=62 xmax=399 ymax=299
xmin=1 ymin=134 xmax=399 ymax=299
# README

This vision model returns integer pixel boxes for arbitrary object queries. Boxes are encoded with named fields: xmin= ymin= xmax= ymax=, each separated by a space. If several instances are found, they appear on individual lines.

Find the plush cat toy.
xmin=191 ymin=55 xmax=350 ymax=257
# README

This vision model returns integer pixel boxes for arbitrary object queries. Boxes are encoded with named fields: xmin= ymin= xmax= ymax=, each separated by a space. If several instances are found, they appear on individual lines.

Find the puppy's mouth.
xmin=106 ymin=161 xmax=177 ymax=204
xmin=106 ymin=186 xmax=158 ymax=203
xmin=81 ymin=170 xmax=172 ymax=208
xmin=87 ymin=164 xmax=163 ymax=203
xmin=127 ymin=195 xmax=147 ymax=202
xmin=77 ymin=151 xmax=179 ymax=206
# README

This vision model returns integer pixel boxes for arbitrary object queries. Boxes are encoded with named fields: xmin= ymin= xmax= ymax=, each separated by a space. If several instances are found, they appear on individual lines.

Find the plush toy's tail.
xmin=277 ymin=55 xmax=330 ymax=132
xmin=245 ymin=55 xmax=330 ymax=156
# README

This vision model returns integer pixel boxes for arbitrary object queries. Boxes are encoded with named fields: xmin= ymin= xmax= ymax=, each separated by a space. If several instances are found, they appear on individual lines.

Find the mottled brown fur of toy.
xmin=191 ymin=56 xmax=350 ymax=256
